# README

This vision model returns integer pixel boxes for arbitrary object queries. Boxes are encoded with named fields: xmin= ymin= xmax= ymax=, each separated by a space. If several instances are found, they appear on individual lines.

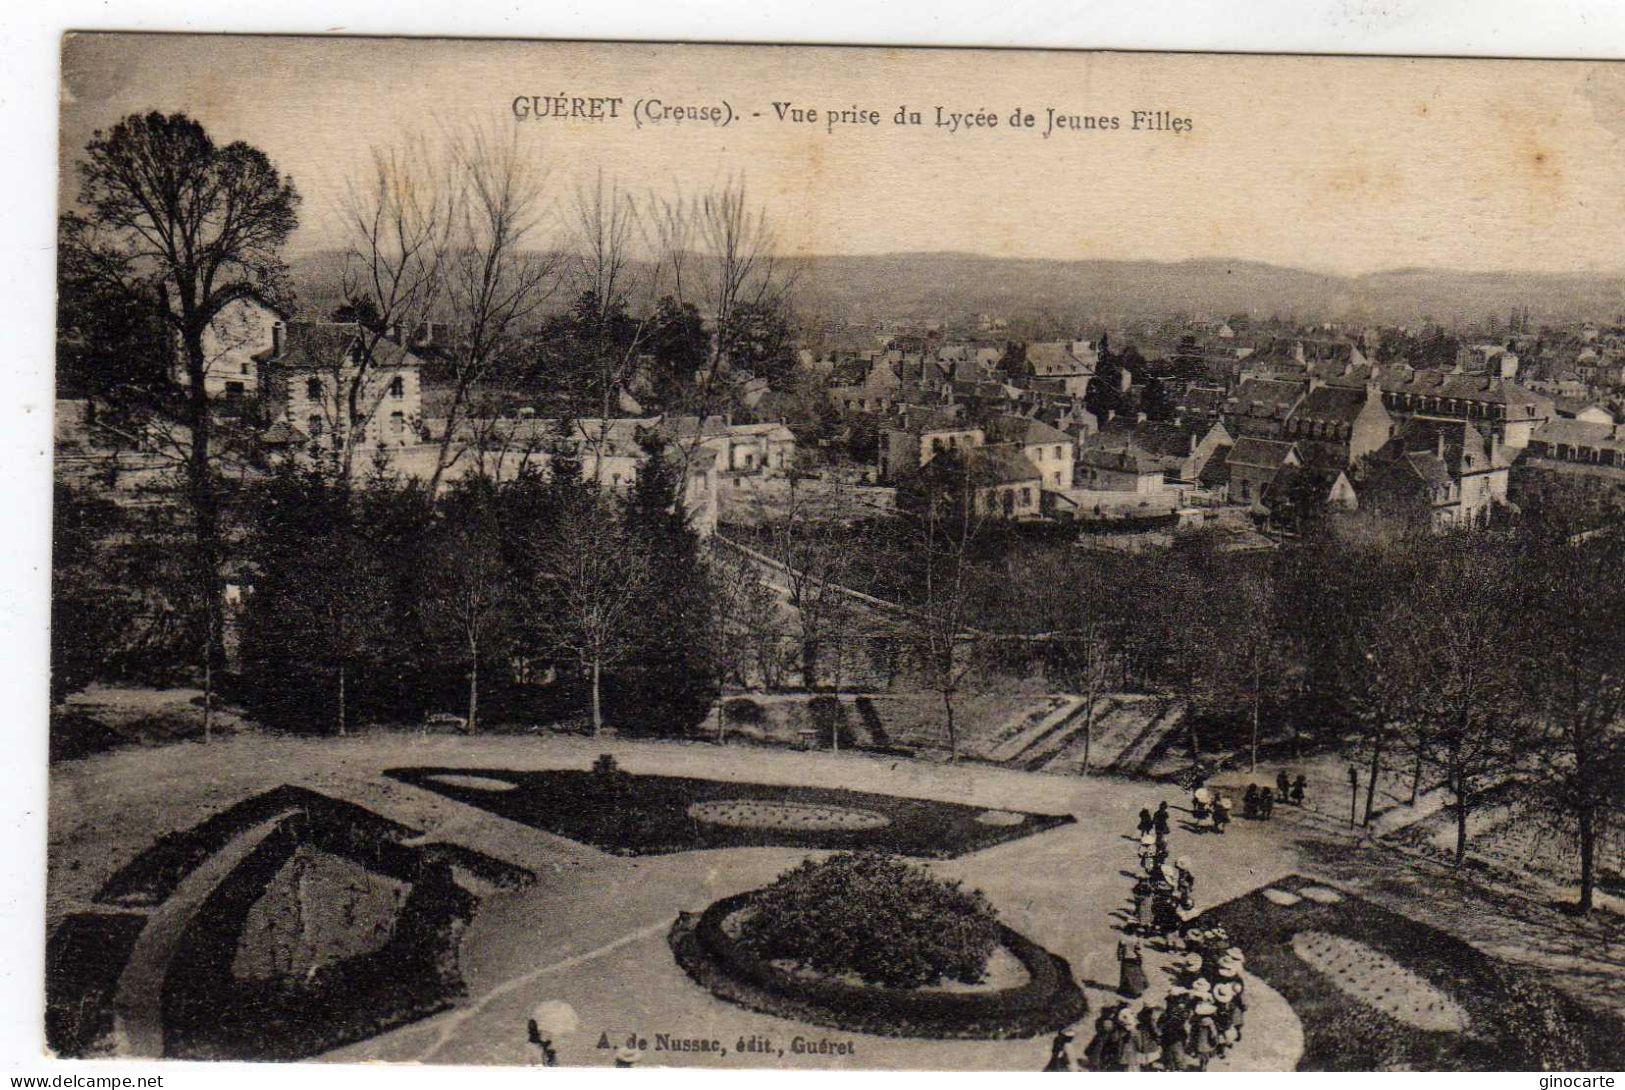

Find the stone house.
xmin=258 ymin=321 xmax=425 ymax=455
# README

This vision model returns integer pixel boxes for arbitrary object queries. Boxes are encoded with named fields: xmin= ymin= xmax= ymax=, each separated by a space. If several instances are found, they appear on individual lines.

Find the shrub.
xmin=738 ymin=853 xmax=1000 ymax=988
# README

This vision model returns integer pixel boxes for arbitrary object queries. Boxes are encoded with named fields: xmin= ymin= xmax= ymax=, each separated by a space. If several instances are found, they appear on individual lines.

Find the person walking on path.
xmin=1083 ymin=1006 xmax=1121 ymax=1071
xmin=1277 ymin=769 xmax=1291 ymax=799
xmin=1116 ymin=1007 xmax=1150 ymax=1071
xmin=1161 ymin=998 xmax=1195 ymax=1071
xmin=1174 ymin=857 xmax=1195 ymax=899
xmin=1213 ymin=982 xmax=1240 ymax=1057
xmin=1188 ymin=1001 xmax=1222 ymax=1071
xmin=1291 ymin=773 xmax=1307 ymax=806
xmin=1117 ymin=935 xmax=1148 ymax=998
xmin=1133 ymin=873 xmax=1156 ymax=933
xmin=1153 ymin=801 xmax=1171 ymax=836
xmin=1044 ymin=1027 xmax=1077 ymax=1071
xmin=1138 ymin=832 xmax=1157 ymax=872
xmin=1137 ymin=808 xmax=1154 ymax=836
xmin=1152 ymin=864 xmax=1183 ymax=935
xmin=1259 ymin=786 xmax=1275 ymax=820
xmin=1133 ymin=1006 xmax=1164 ymax=1072
xmin=1243 ymin=784 xmax=1259 ymax=820
xmin=1212 ymin=794 xmax=1232 ymax=834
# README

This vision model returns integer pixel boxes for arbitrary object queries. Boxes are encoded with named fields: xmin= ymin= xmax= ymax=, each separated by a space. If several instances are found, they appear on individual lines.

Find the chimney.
xmin=271 ymin=322 xmax=285 ymax=357
xmin=1436 ymin=431 xmax=1446 ymax=460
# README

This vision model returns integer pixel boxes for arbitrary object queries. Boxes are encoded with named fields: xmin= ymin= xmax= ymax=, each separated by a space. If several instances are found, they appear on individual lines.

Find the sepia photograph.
xmin=39 ymin=29 xmax=1625 ymax=1074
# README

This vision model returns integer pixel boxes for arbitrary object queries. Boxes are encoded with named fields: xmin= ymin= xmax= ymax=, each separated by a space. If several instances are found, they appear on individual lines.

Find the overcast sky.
xmin=58 ymin=33 xmax=1625 ymax=276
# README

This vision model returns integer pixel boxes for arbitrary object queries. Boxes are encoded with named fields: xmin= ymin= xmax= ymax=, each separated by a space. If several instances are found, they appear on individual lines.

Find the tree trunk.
xmin=1410 ymin=742 xmax=1424 ymax=805
xmin=1363 ymin=731 xmax=1383 ymax=826
xmin=1453 ymin=776 xmax=1469 ymax=867
xmin=1081 ymin=693 xmax=1096 ymax=773
xmin=202 ymin=634 xmax=213 ymax=745
xmin=802 ymin=637 xmax=818 ymax=691
xmin=1249 ymin=689 xmax=1261 ymax=773
xmin=183 ymin=331 xmax=226 ymax=677
xmin=591 ymin=659 xmax=603 ymax=736
xmin=1578 ymin=804 xmax=1596 ymax=914
xmin=466 ymin=653 xmax=479 ymax=735
xmin=943 ymin=688 xmax=958 ymax=764
xmin=337 ymin=663 xmax=347 ymax=737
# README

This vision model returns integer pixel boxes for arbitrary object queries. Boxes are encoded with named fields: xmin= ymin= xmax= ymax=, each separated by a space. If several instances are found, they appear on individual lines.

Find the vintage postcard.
xmin=48 ymin=32 xmax=1625 ymax=1073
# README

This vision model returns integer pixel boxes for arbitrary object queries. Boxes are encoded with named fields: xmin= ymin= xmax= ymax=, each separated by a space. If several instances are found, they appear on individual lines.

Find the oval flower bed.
xmin=669 ymin=890 xmax=1086 ymax=1040
xmin=1292 ymin=930 xmax=1470 ymax=1033
xmin=687 ymin=799 xmax=890 ymax=832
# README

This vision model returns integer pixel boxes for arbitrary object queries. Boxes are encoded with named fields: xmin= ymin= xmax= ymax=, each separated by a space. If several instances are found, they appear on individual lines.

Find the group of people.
xmin=1189 ymin=787 xmax=1232 ymax=834
xmin=1243 ymin=771 xmax=1308 ymax=819
xmin=1131 ymin=802 xmax=1196 ymax=940
xmin=1044 ymin=817 xmax=1251 ymax=1072
xmin=1277 ymin=770 xmax=1309 ymax=807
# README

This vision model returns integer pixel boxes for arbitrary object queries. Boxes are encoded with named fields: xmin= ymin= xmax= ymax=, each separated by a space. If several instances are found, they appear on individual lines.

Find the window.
xmin=390 ymin=411 xmax=405 ymax=437
xmin=1054 ymin=445 xmax=1062 ymax=460
xmin=1020 ymin=488 xmax=1031 ymax=505
xmin=224 ymin=381 xmax=244 ymax=403
xmin=1241 ymin=480 xmax=1251 ymax=500
xmin=306 ymin=377 xmax=323 ymax=400
xmin=389 ymin=375 xmax=405 ymax=399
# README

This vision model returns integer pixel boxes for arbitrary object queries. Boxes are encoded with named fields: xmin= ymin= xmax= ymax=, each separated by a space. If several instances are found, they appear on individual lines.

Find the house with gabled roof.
xmin=1354 ymin=418 xmax=1510 ymax=530
xmin=258 ymin=319 xmax=426 ymax=456
xmin=1088 ymin=418 xmax=1233 ymax=485
xmin=879 ymin=405 xmax=984 ymax=482
xmin=1222 ymin=377 xmax=1306 ymax=440
xmin=1077 ymin=446 xmax=1167 ymax=494
xmin=1013 ymin=341 xmax=1098 ymax=396
xmin=983 ymin=414 xmax=1076 ymax=491
xmin=1279 ymin=381 xmax=1395 ymax=466
xmin=1226 ymin=436 xmax=1301 ymax=509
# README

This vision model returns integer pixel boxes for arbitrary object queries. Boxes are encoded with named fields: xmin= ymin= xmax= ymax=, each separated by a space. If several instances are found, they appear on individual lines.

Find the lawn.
xmin=1191 ymin=874 xmax=1624 ymax=1071
xmin=385 ymin=766 xmax=1074 ymax=857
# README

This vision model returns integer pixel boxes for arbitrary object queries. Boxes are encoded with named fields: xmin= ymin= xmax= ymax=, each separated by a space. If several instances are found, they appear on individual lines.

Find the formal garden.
xmin=669 ymin=853 xmax=1089 ymax=1039
xmin=46 ymin=785 xmax=531 ymax=1060
xmin=386 ymin=756 xmax=1074 ymax=857
xmin=1191 ymin=873 xmax=1621 ymax=1070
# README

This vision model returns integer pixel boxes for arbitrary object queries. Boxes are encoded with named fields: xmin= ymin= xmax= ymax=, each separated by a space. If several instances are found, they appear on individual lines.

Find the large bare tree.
xmin=429 ymin=127 xmax=562 ymax=493
xmin=62 ymin=111 xmax=300 ymax=675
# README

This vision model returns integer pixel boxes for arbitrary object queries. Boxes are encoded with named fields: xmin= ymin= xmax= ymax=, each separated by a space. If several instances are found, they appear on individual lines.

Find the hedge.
xmin=390 ymin=767 xmax=1074 ymax=858
xmin=670 ymin=890 xmax=1088 ymax=1040
xmin=95 ymin=784 xmax=422 ymax=908
xmin=45 ymin=911 xmax=147 ymax=1057
xmin=160 ymin=809 xmax=477 ymax=1060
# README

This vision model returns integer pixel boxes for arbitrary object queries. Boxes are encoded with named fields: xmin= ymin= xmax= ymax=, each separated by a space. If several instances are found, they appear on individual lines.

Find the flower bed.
xmin=669 ymin=889 xmax=1087 ymax=1040
xmin=688 ymin=799 xmax=890 ymax=832
xmin=388 ymin=767 xmax=1073 ymax=857
xmin=1291 ymin=930 xmax=1469 ymax=1032
xmin=1189 ymin=874 xmax=1623 ymax=1070
xmin=160 ymin=810 xmax=477 ymax=1060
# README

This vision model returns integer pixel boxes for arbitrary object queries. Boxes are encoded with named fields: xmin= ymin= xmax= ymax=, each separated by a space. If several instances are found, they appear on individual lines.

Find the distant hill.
xmin=287 ymin=250 xmax=1625 ymax=332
